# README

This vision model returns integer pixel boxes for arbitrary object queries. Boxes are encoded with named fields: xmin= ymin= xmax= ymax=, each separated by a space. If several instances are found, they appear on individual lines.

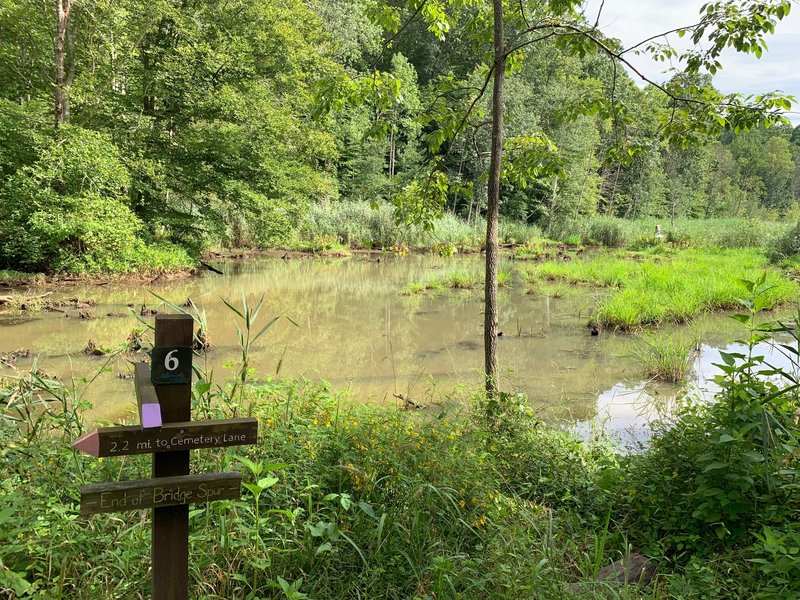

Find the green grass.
xmin=560 ymin=216 xmax=792 ymax=251
xmin=513 ymin=238 xmax=563 ymax=260
xmin=4 ymin=295 xmax=800 ymax=599
xmin=633 ymin=334 xmax=696 ymax=383
xmin=401 ymin=269 xmax=512 ymax=296
xmin=524 ymin=248 xmax=797 ymax=330
xmin=4 ymin=371 xmax=799 ymax=599
xmin=298 ymin=201 xmax=542 ymax=251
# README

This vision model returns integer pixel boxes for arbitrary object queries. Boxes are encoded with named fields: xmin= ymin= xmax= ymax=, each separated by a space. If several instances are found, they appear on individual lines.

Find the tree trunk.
xmin=388 ymin=129 xmax=396 ymax=178
xmin=548 ymin=176 xmax=558 ymax=228
xmin=484 ymin=0 xmax=505 ymax=394
xmin=54 ymin=0 xmax=70 ymax=129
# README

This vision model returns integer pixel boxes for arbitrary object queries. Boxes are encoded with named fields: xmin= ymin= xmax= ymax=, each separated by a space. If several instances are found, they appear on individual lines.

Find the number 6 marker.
xmin=164 ymin=349 xmax=179 ymax=371
xmin=151 ymin=346 xmax=192 ymax=385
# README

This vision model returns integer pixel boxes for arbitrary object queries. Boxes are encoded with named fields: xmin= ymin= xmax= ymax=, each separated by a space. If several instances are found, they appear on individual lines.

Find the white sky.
xmin=582 ymin=0 xmax=800 ymax=126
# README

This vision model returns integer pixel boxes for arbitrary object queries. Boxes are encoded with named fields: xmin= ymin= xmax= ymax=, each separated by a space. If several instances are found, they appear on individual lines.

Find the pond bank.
xmin=1 ymin=252 xmax=793 ymax=439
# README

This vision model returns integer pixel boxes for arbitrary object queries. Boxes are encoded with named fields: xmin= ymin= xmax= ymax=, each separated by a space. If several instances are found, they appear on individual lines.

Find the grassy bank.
xmin=297 ymin=204 xmax=796 ymax=255
xmin=5 ymin=200 xmax=799 ymax=281
xmin=524 ymin=248 xmax=797 ymax=330
xmin=297 ymin=201 xmax=541 ymax=253
xmin=557 ymin=216 xmax=793 ymax=252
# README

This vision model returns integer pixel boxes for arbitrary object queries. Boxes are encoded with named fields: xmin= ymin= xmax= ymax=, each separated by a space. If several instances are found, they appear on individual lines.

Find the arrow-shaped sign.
xmin=72 ymin=417 xmax=258 ymax=457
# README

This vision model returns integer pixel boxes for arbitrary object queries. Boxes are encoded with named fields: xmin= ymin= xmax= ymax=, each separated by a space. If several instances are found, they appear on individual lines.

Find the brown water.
xmin=0 ymin=254 xmax=782 ymax=439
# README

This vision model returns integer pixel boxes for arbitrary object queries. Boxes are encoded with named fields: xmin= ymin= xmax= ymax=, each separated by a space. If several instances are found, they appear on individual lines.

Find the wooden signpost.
xmin=73 ymin=314 xmax=257 ymax=600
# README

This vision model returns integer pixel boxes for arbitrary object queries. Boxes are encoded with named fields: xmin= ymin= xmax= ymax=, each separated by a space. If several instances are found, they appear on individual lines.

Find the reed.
xmin=633 ymin=334 xmax=696 ymax=383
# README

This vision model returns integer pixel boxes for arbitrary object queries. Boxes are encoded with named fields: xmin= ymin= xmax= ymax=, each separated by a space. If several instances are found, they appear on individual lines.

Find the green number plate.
xmin=150 ymin=346 xmax=192 ymax=385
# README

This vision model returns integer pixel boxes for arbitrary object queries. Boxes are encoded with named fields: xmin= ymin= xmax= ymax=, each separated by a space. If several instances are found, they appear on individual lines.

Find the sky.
xmin=581 ymin=0 xmax=800 ymax=126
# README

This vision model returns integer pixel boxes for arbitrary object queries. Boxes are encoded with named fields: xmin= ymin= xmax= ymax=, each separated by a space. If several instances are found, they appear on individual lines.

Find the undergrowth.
xmin=2 ymin=283 xmax=800 ymax=598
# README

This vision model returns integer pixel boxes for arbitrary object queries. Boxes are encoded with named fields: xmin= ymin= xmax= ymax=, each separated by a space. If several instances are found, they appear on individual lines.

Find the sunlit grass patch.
xmin=399 ymin=279 xmax=445 ymax=296
xmin=401 ymin=268 xmax=512 ymax=295
xmin=444 ymin=270 xmax=483 ymax=289
xmin=525 ymin=249 xmax=797 ymax=331
xmin=513 ymin=238 xmax=561 ymax=260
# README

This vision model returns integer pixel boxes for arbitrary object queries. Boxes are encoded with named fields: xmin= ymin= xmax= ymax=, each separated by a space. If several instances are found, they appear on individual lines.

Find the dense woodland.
xmin=1 ymin=0 xmax=799 ymax=273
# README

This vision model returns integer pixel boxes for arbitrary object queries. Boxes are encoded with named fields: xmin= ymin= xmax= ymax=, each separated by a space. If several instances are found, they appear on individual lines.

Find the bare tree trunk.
xmin=388 ymin=130 xmax=396 ymax=178
xmin=484 ymin=0 xmax=505 ymax=395
xmin=63 ymin=3 xmax=80 ymax=123
xmin=609 ymin=164 xmax=621 ymax=215
xmin=548 ymin=176 xmax=558 ymax=229
xmin=54 ymin=0 xmax=71 ymax=129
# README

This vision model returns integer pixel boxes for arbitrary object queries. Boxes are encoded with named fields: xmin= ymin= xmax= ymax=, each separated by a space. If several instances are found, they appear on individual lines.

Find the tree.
xmin=350 ymin=0 xmax=794 ymax=393
xmin=54 ymin=0 xmax=71 ymax=128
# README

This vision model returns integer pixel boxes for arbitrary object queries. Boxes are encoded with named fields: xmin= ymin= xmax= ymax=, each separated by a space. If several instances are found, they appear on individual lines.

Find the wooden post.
xmin=75 ymin=312 xmax=255 ymax=597
xmin=152 ymin=314 xmax=193 ymax=600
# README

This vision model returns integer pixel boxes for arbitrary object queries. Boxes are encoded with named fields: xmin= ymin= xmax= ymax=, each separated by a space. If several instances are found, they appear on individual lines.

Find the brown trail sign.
xmin=79 ymin=472 xmax=242 ymax=515
xmin=73 ymin=314 xmax=257 ymax=600
xmin=72 ymin=417 xmax=258 ymax=457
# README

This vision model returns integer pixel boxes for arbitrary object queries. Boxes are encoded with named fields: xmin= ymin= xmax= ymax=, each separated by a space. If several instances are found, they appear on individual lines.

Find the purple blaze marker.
xmin=141 ymin=402 xmax=163 ymax=429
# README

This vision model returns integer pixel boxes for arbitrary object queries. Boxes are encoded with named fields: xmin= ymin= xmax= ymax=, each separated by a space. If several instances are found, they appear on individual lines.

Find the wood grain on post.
xmin=72 ymin=418 xmax=258 ymax=458
xmin=152 ymin=314 xmax=194 ymax=600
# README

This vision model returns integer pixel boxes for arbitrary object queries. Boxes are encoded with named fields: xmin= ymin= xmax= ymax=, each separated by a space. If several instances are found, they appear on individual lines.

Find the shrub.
xmin=0 ymin=126 xmax=144 ymax=273
xmin=617 ymin=285 xmax=800 ymax=556
xmin=767 ymin=221 xmax=800 ymax=262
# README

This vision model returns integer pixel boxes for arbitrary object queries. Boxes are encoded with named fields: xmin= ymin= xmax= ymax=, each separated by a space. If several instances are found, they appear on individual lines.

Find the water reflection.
xmin=578 ymin=339 xmax=799 ymax=448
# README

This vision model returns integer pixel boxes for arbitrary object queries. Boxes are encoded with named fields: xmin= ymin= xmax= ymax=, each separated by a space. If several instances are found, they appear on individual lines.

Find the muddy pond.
xmin=1 ymin=254 xmax=792 ymax=442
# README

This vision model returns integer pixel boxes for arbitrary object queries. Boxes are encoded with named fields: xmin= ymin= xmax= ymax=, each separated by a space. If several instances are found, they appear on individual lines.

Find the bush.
xmin=617 ymin=290 xmax=800 ymax=556
xmin=0 ymin=126 xmax=145 ymax=273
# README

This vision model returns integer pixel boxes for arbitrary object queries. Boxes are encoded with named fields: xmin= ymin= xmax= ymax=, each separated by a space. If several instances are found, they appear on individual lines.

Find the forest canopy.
xmin=0 ymin=0 xmax=798 ymax=273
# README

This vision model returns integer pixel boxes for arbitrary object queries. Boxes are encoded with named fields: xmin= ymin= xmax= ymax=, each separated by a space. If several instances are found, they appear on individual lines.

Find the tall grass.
xmin=297 ymin=201 xmax=542 ymax=251
xmin=633 ymin=334 xmax=696 ymax=383
xmin=0 ymin=370 xmax=632 ymax=598
xmin=524 ymin=248 xmax=797 ymax=330
xmin=557 ymin=216 xmax=792 ymax=251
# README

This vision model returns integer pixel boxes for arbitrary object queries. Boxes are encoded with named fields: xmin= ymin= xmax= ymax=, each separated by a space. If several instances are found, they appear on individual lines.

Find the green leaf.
xmin=242 ymin=482 xmax=263 ymax=498
xmin=257 ymin=476 xmax=279 ymax=490
xmin=316 ymin=542 xmax=333 ymax=555
xmin=358 ymin=501 xmax=376 ymax=518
